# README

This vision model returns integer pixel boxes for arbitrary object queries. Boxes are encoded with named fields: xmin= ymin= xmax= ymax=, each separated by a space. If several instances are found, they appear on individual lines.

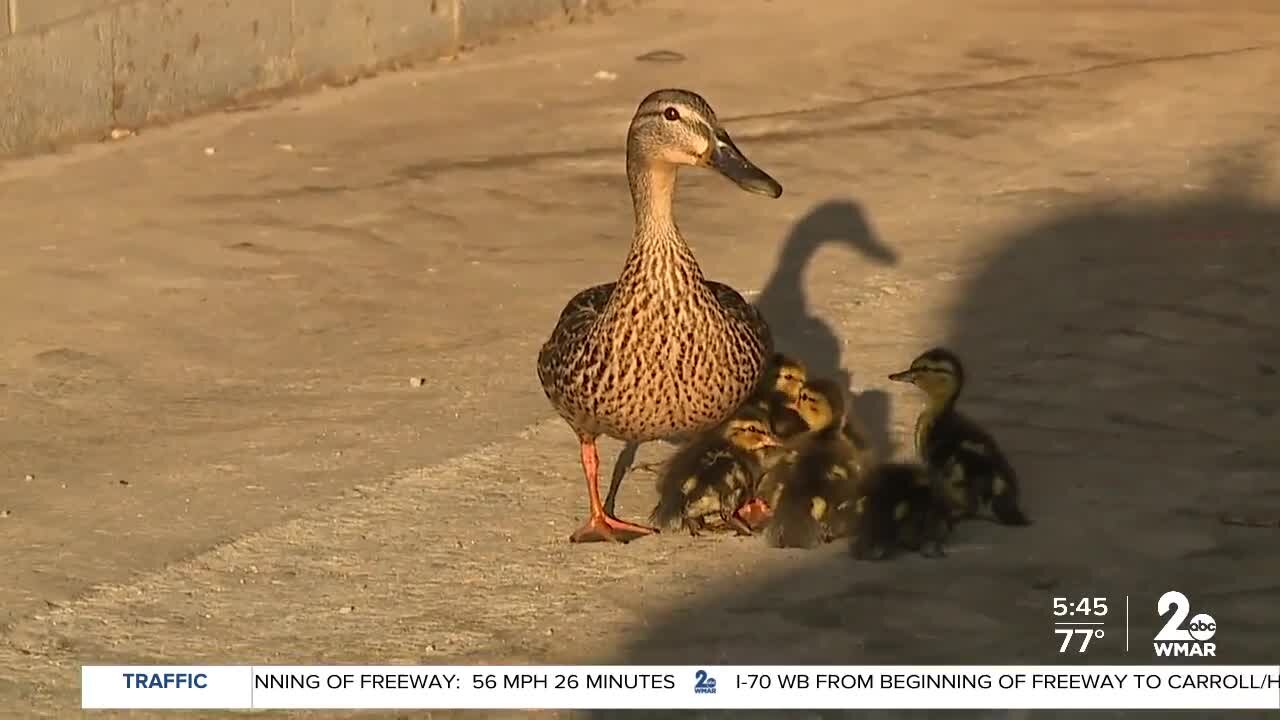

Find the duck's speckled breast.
xmin=563 ymin=283 xmax=770 ymax=442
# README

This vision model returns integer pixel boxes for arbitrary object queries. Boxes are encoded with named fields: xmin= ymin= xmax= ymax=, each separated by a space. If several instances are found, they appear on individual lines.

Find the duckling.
xmin=888 ymin=348 xmax=1031 ymax=526
xmin=848 ymin=462 xmax=953 ymax=560
xmin=725 ymin=353 xmax=811 ymax=527
xmin=762 ymin=378 xmax=862 ymax=548
xmin=759 ymin=354 xmax=874 ymax=470
xmin=536 ymin=89 xmax=784 ymax=544
xmin=753 ymin=353 xmax=810 ymax=439
xmin=649 ymin=405 xmax=785 ymax=536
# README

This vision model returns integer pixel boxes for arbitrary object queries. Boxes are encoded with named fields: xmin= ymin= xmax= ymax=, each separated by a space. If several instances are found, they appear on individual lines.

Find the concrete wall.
xmin=0 ymin=0 xmax=627 ymax=157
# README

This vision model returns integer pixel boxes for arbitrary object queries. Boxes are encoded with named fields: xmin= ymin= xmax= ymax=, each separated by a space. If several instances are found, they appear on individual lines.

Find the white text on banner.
xmin=81 ymin=664 xmax=1280 ymax=710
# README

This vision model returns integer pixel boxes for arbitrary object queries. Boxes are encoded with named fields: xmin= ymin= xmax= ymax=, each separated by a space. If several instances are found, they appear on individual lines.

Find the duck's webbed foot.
xmin=572 ymin=438 xmax=657 ymax=544
xmin=736 ymin=497 xmax=774 ymax=530
xmin=570 ymin=514 xmax=656 ymax=544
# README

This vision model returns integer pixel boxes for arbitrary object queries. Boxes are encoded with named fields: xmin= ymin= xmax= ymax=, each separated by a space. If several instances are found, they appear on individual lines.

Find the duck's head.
xmin=770 ymin=353 xmax=808 ymax=401
xmin=786 ymin=378 xmax=846 ymax=433
xmin=722 ymin=405 xmax=785 ymax=452
xmin=627 ymin=88 xmax=782 ymax=198
xmin=888 ymin=347 xmax=965 ymax=399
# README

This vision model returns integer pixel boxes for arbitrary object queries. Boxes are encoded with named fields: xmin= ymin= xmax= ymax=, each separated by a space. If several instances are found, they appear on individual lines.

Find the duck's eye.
xmin=663 ymin=107 xmax=681 ymax=122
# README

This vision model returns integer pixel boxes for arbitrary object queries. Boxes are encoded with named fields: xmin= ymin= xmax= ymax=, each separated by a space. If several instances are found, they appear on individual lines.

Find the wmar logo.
xmin=693 ymin=670 xmax=717 ymax=694
xmin=1154 ymin=590 xmax=1217 ymax=657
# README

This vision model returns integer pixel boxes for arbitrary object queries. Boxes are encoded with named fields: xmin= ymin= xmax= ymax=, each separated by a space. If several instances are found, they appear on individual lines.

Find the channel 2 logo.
xmin=1153 ymin=590 xmax=1216 ymax=657
xmin=693 ymin=670 xmax=717 ymax=695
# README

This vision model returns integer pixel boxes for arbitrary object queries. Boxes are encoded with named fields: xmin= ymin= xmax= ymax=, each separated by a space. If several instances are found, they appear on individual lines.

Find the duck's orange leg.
xmin=570 ymin=439 xmax=656 ymax=543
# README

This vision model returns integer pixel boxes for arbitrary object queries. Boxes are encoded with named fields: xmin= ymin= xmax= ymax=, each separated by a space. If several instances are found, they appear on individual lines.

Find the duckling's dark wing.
xmin=935 ymin=412 xmax=1029 ymax=526
xmin=650 ymin=434 xmax=730 ymax=530
xmin=927 ymin=412 xmax=998 ymax=464
xmin=710 ymin=445 xmax=759 ymax=531
xmin=849 ymin=463 xmax=900 ymax=558
xmin=765 ymin=444 xmax=837 ymax=549
xmin=939 ymin=413 xmax=1013 ymax=474
xmin=763 ymin=461 xmax=820 ymax=548
xmin=799 ymin=427 xmax=860 ymax=475
xmin=706 ymin=281 xmax=774 ymax=357
xmin=849 ymin=462 xmax=927 ymax=559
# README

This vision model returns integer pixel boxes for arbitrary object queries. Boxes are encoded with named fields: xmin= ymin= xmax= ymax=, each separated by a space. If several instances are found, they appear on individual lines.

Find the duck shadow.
xmin=587 ymin=153 xmax=1280 ymax=719
xmin=754 ymin=199 xmax=900 ymax=457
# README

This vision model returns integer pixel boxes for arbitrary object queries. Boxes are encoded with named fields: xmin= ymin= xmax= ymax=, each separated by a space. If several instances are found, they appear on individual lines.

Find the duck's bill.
xmin=887 ymin=370 xmax=914 ymax=382
xmin=707 ymin=129 xmax=782 ymax=198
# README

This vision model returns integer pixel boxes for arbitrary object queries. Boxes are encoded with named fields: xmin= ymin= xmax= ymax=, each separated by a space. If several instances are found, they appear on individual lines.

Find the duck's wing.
xmin=544 ymin=282 xmax=615 ymax=345
xmin=705 ymin=280 xmax=773 ymax=355
xmin=948 ymin=412 xmax=1029 ymax=525
xmin=537 ymin=282 xmax=615 ymax=388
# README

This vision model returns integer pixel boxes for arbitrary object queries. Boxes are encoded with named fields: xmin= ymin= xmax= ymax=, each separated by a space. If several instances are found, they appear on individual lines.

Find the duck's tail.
xmin=991 ymin=462 xmax=1031 ymax=526
xmin=991 ymin=494 xmax=1031 ymax=526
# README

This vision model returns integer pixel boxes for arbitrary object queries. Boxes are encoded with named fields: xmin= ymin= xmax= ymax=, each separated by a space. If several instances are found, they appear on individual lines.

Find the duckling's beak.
xmin=887 ymin=369 xmax=915 ymax=383
xmin=705 ymin=128 xmax=782 ymax=198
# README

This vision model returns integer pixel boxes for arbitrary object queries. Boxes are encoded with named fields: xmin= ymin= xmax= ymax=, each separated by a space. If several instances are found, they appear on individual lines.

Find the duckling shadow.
xmin=586 ymin=152 xmax=1280 ymax=718
xmin=755 ymin=199 xmax=900 ymax=455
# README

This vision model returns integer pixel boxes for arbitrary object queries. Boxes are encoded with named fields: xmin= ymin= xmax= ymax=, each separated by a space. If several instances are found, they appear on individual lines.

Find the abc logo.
xmin=1187 ymin=613 xmax=1217 ymax=642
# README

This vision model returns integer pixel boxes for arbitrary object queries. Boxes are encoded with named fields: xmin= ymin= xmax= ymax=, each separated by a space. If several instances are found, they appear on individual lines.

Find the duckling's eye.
xmin=663 ymin=107 xmax=681 ymax=122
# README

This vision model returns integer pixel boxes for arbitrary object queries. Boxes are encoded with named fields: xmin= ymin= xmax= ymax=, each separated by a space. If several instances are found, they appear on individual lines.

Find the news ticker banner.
xmin=82 ymin=665 xmax=1280 ymax=710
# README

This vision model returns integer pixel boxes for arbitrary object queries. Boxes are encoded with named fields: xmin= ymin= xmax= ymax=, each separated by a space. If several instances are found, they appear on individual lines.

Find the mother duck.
xmin=537 ymin=88 xmax=783 ymax=543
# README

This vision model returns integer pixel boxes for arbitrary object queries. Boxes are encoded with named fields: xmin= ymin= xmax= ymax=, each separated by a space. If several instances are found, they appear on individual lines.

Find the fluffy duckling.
xmin=761 ymin=378 xmax=862 ymax=548
xmin=649 ymin=404 xmax=785 ymax=536
xmin=729 ymin=353 xmax=810 ymax=527
xmin=754 ymin=353 xmax=810 ymax=439
xmin=888 ymin=348 xmax=1031 ymax=526
xmin=760 ymin=354 xmax=875 ymax=473
xmin=848 ymin=462 xmax=953 ymax=560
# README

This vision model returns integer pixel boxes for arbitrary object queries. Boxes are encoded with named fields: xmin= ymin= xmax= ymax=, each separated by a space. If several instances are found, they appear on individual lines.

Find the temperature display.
xmin=1052 ymin=596 xmax=1111 ymax=654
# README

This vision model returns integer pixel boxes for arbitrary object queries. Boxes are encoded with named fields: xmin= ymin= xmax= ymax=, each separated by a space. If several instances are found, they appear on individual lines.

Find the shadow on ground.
xmin=588 ymin=160 xmax=1280 ymax=719
xmin=754 ymin=199 xmax=900 ymax=458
